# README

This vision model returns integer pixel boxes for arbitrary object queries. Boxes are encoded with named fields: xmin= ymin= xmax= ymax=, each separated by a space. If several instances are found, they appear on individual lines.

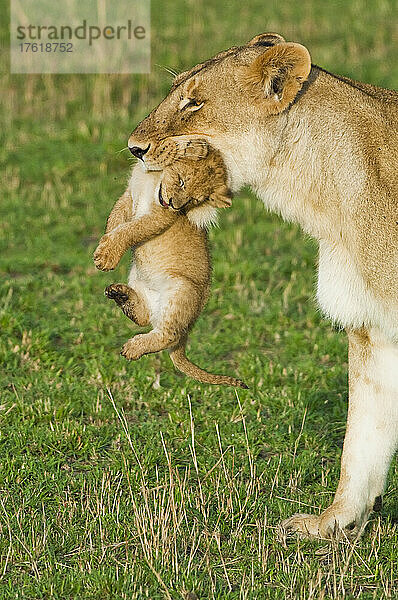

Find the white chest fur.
xmin=128 ymin=164 xmax=161 ymax=218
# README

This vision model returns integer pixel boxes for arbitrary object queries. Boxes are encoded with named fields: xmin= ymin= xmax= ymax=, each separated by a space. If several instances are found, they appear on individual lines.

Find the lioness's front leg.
xmin=281 ymin=326 xmax=398 ymax=539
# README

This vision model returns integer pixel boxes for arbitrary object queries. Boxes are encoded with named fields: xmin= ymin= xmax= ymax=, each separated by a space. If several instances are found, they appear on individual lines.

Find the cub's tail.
xmin=169 ymin=338 xmax=248 ymax=389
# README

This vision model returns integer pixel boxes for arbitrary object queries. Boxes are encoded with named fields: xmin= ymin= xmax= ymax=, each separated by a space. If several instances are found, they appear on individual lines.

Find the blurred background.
xmin=1 ymin=0 xmax=398 ymax=596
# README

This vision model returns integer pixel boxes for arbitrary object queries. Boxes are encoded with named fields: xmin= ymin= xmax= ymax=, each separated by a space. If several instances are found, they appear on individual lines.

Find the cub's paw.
xmin=105 ymin=283 xmax=130 ymax=305
xmin=121 ymin=335 xmax=146 ymax=361
xmin=93 ymin=234 xmax=122 ymax=271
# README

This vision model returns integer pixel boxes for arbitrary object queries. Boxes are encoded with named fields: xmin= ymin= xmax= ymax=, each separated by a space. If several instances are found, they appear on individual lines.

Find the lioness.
xmin=94 ymin=144 xmax=247 ymax=388
xmin=126 ymin=33 xmax=398 ymax=539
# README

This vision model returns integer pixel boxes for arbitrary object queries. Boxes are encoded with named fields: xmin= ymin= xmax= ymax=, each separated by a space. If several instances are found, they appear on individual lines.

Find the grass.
xmin=1 ymin=0 xmax=398 ymax=597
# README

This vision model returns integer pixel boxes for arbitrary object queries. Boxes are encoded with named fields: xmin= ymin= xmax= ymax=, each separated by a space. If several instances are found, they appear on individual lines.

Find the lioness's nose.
xmin=128 ymin=144 xmax=150 ymax=159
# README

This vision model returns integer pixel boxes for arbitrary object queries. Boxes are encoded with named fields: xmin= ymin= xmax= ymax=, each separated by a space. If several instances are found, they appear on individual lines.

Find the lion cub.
xmin=94 ymin=146 xmax=248 ymax=388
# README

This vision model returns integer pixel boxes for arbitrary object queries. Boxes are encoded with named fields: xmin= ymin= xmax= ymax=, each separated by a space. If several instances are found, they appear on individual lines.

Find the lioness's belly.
xmin=317 ymin=240 xmax=398 ymax=341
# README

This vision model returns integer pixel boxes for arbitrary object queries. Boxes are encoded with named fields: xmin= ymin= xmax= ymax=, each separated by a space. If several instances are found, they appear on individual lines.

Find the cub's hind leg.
xmin=105 ymin=283 xmax=150 ymax=327
xmin=121 ymin=280 xmax=203 ymax=361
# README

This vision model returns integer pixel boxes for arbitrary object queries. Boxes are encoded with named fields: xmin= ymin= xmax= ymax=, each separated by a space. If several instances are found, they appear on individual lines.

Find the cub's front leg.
xmin=105 ymin=190 xmax=133 ymax=233
xmin=94 ymin=190 xmax=132 ymax=271
xmin=94 ymin=205 xmax=178 ymax=271
xmin=94 ymin=229 xmax=131 ymax=271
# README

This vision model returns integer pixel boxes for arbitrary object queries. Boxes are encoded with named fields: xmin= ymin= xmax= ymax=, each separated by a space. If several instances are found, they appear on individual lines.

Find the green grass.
xmin=1 ymin=0 xmax=398 ymax=597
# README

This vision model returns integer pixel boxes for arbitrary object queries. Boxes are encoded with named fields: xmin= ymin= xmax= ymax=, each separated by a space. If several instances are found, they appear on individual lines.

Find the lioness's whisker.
xmin=155 ymin=64 xmax=179 ymax=78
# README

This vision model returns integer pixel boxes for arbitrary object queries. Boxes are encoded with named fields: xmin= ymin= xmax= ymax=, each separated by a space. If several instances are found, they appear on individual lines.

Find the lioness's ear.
xmin=247 ymin=32 xmax=285 ymax=48
xmin=240 ymin=42 xmax=311 ymax=114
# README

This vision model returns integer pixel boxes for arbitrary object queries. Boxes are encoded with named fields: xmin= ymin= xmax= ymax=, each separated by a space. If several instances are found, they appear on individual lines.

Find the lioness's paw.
xmin=279 ymin=506 xmax=363 ymax=541
xmin=93 ymin=234 xmax=121 ymax=271
xmin=105 ymin=283 xmax=130 ymax=305
xmin=121 ymin=336 xmax=146 ymax=361
xmin=279 ymin=513 xmax=328 ymax=540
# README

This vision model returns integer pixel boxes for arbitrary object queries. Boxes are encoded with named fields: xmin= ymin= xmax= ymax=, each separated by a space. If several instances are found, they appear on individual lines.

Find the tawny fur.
xmin=94 ymin=147 xmax=247 ymax=389
xmin=126 ymin=33 xmax=398 ymax=539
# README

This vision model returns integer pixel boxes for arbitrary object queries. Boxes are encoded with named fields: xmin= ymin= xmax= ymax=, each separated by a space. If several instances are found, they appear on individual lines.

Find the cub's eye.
xmin=179 ymin=97 xmax=204 ymax=112
xmin=178 ymin=176 xmax=185 ymax=188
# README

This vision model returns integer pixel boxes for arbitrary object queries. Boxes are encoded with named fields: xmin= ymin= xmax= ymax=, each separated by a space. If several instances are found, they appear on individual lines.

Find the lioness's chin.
xmin=142 ymin=162 xmax=163 ymax=172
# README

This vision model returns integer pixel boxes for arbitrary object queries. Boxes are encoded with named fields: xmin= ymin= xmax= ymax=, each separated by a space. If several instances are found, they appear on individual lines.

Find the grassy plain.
xmin=1 ymin=0 xmax=398 ymax=597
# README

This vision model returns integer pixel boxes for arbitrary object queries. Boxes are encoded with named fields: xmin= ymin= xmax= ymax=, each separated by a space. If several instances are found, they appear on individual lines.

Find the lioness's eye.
xmin=179 ymin=97 xmax=204 ymax=112
xmin=178 ymin=176 xmax=185 ymax=188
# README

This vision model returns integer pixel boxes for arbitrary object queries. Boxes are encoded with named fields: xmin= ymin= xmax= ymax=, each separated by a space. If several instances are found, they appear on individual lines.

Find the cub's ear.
xmin=209 ymin=187 xmax=233 ymax=208
xmin=247 ymin=32 xmax=285 ymax=48
xmin=240 ymin=42 xmax=311 ymax=114
xmin=176 ymin=138 xmax=209 ymax=160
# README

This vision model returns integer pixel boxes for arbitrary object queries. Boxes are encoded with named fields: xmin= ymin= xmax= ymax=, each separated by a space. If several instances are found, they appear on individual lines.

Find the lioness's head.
xmin=158 ymin=146 xmax=232 ymax=211
xmin=128 ymin=33 xmax=311 ymax=188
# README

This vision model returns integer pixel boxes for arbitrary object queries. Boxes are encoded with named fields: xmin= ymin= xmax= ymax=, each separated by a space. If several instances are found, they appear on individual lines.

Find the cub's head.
xmin=128 ymin=33 xmax=312 ymax=186
xmin=158 ymin=147 xmax=232 ymax=213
